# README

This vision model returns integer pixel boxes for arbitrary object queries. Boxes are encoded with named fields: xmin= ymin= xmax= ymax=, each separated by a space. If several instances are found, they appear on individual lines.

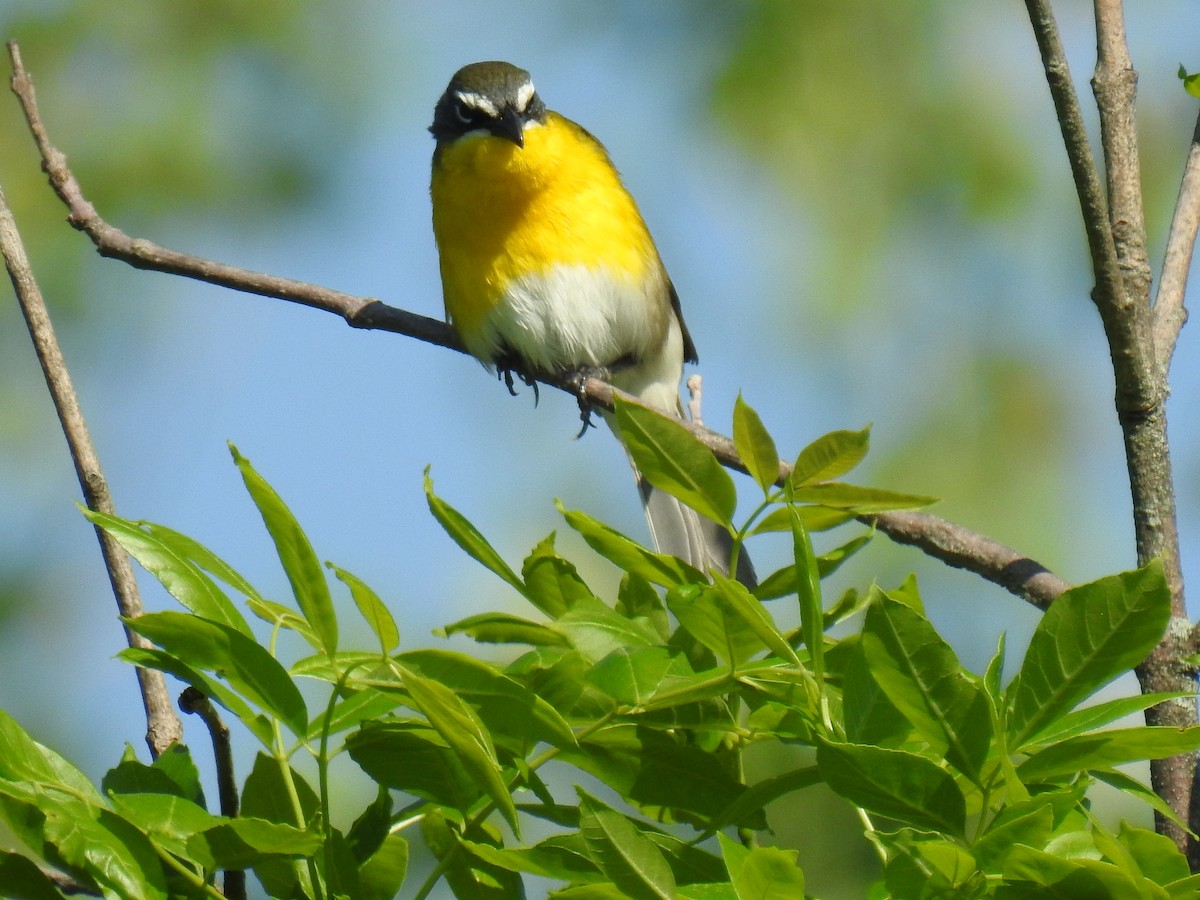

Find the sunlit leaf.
xmin=733 ymin=394 xmax=781 ymax=494
xmin=615 ymin=394 xmax=736 ymax=528
xmin=1009 ymin=561 xmax=1170 ymax=747
xmin=231 ymin=444 xmax=337 ymax=656
xmin=789 ymin=426 xmax=871 ymax=487
xmin=329 ymin=563 xmax=399 ymax=654
xmin=817 ymin=739 xmax=966 ymax=836
xmin=578 ymin=788 xmax=675 ymax=900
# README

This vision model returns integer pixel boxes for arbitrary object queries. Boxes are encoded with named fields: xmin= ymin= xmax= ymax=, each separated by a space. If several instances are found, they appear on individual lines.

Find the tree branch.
xmin=1026 ymin=0 xmax=1195 ymax=858
xmin=180 ymin=688 xmax=244 ymax=900
xmin=0 ymin=179 xmax=182 ymax=757
xmin=1153 ymin=108 xmax=1200 ymax=370
xmin=1092 ymin=0 xmax=1152 ymax=313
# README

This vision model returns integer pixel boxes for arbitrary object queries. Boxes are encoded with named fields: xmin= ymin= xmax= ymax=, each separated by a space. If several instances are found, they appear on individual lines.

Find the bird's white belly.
xmin=482 ymin=264 xmax=657 ymax=373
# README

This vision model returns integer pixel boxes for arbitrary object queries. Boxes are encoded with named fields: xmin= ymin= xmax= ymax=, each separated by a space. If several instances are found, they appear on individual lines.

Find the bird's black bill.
xmin=491 ymin=106 xmax=525 ymax=147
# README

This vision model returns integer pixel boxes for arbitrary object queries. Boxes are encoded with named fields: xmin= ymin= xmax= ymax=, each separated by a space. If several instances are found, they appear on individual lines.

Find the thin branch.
xmin=1092 ymin=0 xmax=1152 ymax=312
xmin=7 ymin=43 xmax=457 ymax=353
xmin=180 ymin=688 xmax=244 ymax=900
xmin=854 ymin=511 xmax=1068 ymax=611
xmin=6 ymin=41 xmax=1071 ymax=618
xmin=1153 ymin=108 xmax=1200 ymax=370
xmin=0 ymin=178 xmax=182 ymax=758
xmin=1023 ymin=0 xmax=1157 ymax=412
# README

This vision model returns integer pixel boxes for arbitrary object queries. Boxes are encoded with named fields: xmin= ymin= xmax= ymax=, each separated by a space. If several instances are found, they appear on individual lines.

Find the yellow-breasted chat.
xmin=430 ymin=61 xmax=753 ymax=585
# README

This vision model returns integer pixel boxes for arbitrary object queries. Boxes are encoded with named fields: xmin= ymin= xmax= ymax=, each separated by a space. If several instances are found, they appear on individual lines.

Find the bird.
xmin=429 ymin=60 xmax=754 ymax=585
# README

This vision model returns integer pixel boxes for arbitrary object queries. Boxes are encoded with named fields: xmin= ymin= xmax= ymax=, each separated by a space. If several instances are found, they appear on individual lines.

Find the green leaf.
xmin=878 ymin=830 xmax=982 ymax=897
xmin=0 ymin=850 xmax=71 ymax=900
xmin=1029 ymin=692 xmax=1195 ymax=747
xmin=564 ymin=727 xmax=750 ymax=826
xmin=1009 ymin=561 xmax=1171 ymax=746
xmin=522 ymin=534 xmax=595 ymax=617
xmin=396 ymin=663 xmax=519 ymax=834
xmin=344 ymin=786 xmax=392 ymax=865
xmin=441 ymin=611 xmax=569 ymax=646
xmin=840 ymin=639 xmax=914 ymax=747
xmin=231 ymin=444 xmax=337 ymax=655
xmin=710 ymin=573 xmax=800 ymax=665
xmin=667 ymin=584 xmax=762 ymax=665
xmin=615 ymin=393 xmax=737 ymax=527
xmin=861 ymin=595 xmax=991 ymax=779
xmin=789 ymin=482 xmax=937 ymax=512
xmin=1179 ymin=65 xmax=1200 ymax=99
xmin=1118 ymin=822 xmax=1190 ymax=886
xmin=107 ymin=792 xmax=221 ymax=862
xmin=126 ymin=611 xmax=308 ymax=738
xmin=560 ymin=502 xmax=706 ymax=587
xmin=790 ymin=505 xmax=824 ymax=683
xmin=817 ymin=739 xmax=966 ymax=836
xmin=1002 ymin=843 xmax=1152 ymax=896
xmin=103 ymin=744 xmax=205 ymax=807
xmin=346 ymin=723 xmax=480 ymax=810
xmin=329 ymin=563 xmax=399 ymax=653
xmin=244 ymin=596 xmax=319 ymax=646
xmin=358 ymin=833 xmax=409 ymax=900
xmin=400 ymin=649 xmax=577 ymax=749
xmin=142 ymin=522 xmax=264 ymax=603
xmin=749 ymin=505 xmax=855 ymax=536
xmin=188 ymin=817 xmax=323 ymax=868
xmin=1018 ymin=726 xmax=1200 ymax=780
xmin=119 ymin=646 xmax=274 ymax=747
xmin=555 ymin=595 xmax=662 ymax=663
xmin=306 ymin=687 xmax=403 ymax=741
xmin=0 ymin=708 xmax=104 ymax=805
xmin=719 ymin=832 xmax=806 ymax=898
xmin=46 ymin=807 xmax=168 ymax=900
xmin=422 ymin=809 xmax=524 ymax=899
xmin=984 ymin=633 xmax=1006 ymax=707
xmin=585 ymin=646 xmax=687 ymax=707
xmin=425 ymin=469 xmax=527 ymax=596
xmin=82 ymin=509 xmax=252 ymax=636
xmin=464 ymin=836 xmax=604 ymax=883
xmin=789 ymin=426 xmax=871 ymax=487
xmin=972 ymin=799 xmax=1054 ymax=871
xmin=1091 ymin=769 xmax=1191 ymax=835
xmin=578 ymin=788 xmax=676 ymax=900
xmin=699 ymin=767 xmax=821 ymax=839
xmin=732 ymin=394 xmax=780 ymax=494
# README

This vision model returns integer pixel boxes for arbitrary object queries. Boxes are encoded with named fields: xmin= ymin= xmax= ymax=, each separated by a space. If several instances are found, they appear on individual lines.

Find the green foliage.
xmin=0 ymin=411 xmax=1191 ymax=898
xmin=1179 ymin=65 xmax=1200 ymax=99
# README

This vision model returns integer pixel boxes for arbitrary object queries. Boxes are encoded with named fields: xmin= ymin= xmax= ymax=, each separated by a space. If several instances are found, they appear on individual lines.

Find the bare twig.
xmin=180 ymin=688 xmax=244 ymax=900
xmin=1092 ymin=0 xmax=1152 ymax=311
xmin=6 ymin=42 xmax=458 ymax=354
xmin=1153 ymin=109 xmax=1200 ymax=369
xmin=0 ymin=181 xmax=182 ymax=756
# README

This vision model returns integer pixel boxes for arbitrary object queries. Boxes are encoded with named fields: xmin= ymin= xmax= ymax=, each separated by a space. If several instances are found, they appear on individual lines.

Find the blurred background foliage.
xmin=2 ymin=1 xmax=1199 ymax=896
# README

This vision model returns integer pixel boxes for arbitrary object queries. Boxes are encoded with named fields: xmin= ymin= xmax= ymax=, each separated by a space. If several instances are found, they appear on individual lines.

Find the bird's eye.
xmin=452 ymin=98 xmax=473 ymax=125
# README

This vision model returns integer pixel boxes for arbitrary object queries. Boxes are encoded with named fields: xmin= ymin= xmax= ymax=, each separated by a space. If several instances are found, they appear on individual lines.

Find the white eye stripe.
xmin=453 ymin=90 xmax=498 ymax=118
xmin=516 ymin=80 xmax=536 ymax=112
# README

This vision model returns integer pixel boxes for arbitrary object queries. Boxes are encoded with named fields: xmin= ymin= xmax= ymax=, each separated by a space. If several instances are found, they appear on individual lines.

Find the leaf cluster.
xmin=0 ymin=407 xmax=1191 ymax=898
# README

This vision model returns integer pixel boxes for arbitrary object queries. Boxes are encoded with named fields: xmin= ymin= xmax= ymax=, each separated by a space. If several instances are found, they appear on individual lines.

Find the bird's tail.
xmin=602 ymin=393 xmax=756 ymax=586
xmin=637 ymin=471 xmax=757 ymax=587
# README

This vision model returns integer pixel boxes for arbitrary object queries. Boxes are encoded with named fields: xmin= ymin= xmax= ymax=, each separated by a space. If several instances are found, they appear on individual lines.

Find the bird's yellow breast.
xmin=431 ymin=111 xmax=660 ymax=361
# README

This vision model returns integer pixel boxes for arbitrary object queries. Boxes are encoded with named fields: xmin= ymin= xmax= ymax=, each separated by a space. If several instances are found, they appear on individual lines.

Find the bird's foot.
xmin=561 ymin=363 xmax=612 ymax=439
xmin=495 ymin=355 xmax=540 ymax=405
